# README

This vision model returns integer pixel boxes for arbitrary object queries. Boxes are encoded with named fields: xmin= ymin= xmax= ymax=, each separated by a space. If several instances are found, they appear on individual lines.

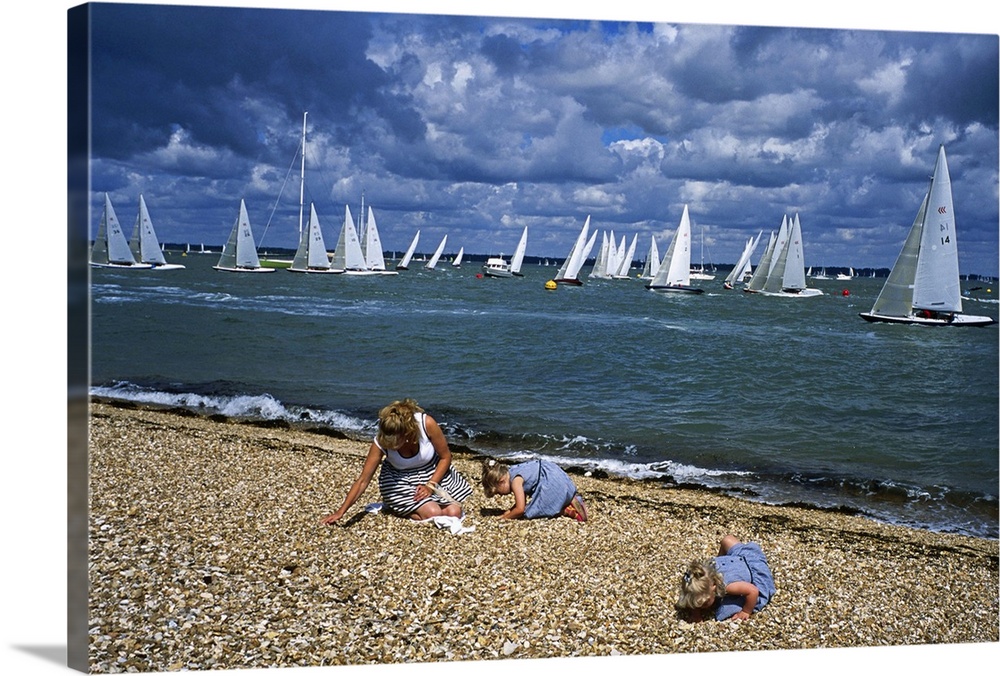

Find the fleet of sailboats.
xmin=860 ymin=145 xmax=995 ymax=326
xmin=89 ymin=121 xmax=995 ymax=328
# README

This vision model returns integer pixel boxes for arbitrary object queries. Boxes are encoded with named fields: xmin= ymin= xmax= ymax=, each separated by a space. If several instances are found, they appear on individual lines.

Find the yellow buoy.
xmin=544 ymin=280 xmax=557 ymax=290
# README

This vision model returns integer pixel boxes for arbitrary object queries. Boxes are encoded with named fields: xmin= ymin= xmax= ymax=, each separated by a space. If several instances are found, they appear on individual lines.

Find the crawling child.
xmin=481 ymin=458 xmax=588 ymax=522
xmin=675 ymin=534 xmax=776 ymax=622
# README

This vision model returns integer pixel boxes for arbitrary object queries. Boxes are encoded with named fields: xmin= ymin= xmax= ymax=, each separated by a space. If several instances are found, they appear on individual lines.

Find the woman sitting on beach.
xmin=675 ymin=535 xmax=776 ymax=622
xmin=480 ymin=458 xmax=588 ymax=522
xmin=321 ymin=399 xmax=473 ymax=524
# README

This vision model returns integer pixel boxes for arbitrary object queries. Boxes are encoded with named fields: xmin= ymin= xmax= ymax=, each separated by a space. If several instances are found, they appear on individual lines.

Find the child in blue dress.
xmin=675 ymin=535 xmax=776 ymax=622
xmin=480 ymin=458 xmax=588 ymax=522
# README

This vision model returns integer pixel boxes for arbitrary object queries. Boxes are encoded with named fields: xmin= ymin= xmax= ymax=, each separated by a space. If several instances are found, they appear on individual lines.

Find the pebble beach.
xmin=85 ymin=399 xmax=998 ymax=673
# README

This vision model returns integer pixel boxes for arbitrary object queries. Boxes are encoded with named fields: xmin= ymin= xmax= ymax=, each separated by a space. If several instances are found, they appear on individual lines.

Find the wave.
xmin=89 ymin=382 xmax=998 ymax=539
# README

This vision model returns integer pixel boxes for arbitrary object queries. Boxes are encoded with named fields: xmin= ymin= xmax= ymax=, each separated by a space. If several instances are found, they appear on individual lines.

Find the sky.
xmin=80 ymin=1 xmax=999 ymax=276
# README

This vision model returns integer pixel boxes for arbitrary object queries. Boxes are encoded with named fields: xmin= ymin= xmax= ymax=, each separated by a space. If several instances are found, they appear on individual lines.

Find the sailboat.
xmin=511 ymin=226 xmax=528 ymax=276
xmin=723 ymin=231 xmax=761 ymax=289
xmin=362 ymin=206 xmax=398 ymax=275
xmin=757 ymin=213 xmax=822 ymax=297
xmin=689 ymin=227 xmax=716 ymax=280
xmin=214 ymin=199 xmax=274 ymax=273
xmin=553 ymin=216 xmax=596 ymax=286
xmin=330 ymin=205 xmax=375 ymax=274
xmin=451 ymin=247 xmax=464 ymax=267
xmin=90 ymin=194 xmax=153 ymax=269
xmin=860 ymin=145 xmax=995 ymax=326
xmin=589 ymin=231 xmax=612 ymax=280
xmin=743 ymin=229 xmax=778 ymax=293
xmin=128 ymin=194 xmax=185 ymax=270
xmin=288 ymin=113 xmax=338 ymax=274
xmin=612 ymin=234 xmax=638 ymax=279
xmin=836 ymin=267 xmax=855 ymax=280
xmin=425 ymin=235 xmax=448 ymax=270
xmin=396 ymin=230 xmax=420 ymax=270
xmin=639 ymin=235 xmax=660 ymax=280
xmin=290 ymin=203 xmax=338 ymax=273
xmin=646 ymin=205 xmax=703 ymax=294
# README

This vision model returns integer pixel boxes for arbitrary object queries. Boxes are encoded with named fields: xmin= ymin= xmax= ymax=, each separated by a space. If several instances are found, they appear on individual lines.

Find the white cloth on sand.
xmin=418 ymin=515 xmax=475 ymax=535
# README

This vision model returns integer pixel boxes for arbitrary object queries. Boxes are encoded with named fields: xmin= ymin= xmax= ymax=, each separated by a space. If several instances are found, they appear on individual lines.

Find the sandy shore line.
xmin=84 ymin=399 xmax=998 ymax=672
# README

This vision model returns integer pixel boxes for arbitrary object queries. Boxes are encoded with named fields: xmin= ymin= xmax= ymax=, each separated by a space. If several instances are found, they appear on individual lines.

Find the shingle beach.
xmin=85 ymin=400 xmax=998 ymax=673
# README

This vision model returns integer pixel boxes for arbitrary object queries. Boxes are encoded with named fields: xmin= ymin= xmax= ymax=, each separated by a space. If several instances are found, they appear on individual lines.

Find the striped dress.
xmin=376 ymin=412 xmax=473 ymax=516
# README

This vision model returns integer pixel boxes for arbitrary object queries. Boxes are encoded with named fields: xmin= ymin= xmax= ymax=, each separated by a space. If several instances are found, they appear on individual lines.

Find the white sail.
xmin=615 ymin=233 xmax=638 ymax=277
xmin=511 ymin=226 xmax=528 ymax=275
xmin=745 ymin=230 xmax=777 ymax=291
xmin=640 ymin=235 xmax=660 ymax=279
xmin=364 ymin=206 xmax=385 ymax=270
xmin=649 ymin=205 xmax=695 ymax=289
xmin=782 ymin=213 xmax=807 ymax=290
xmin=590 ymin=231 xmax=611 ymax=279
xmin=913 ymin=145 xmax=963 ymax=313
xmin=329 ymin=204 xmax=369 ymax=272
xmin=555 ymin=216 xmax=591 ymax=284
xmin=128 ymin=194 xmax=168 ymax=266
xmin=397 ymin=230 xmax=420 ymax=270
xmin=725 ymin=232 xmax=761 ymax=286
xmin=425 ymin=235 xmax=447 ymax=269
xmin=451 ymin=246 xmax=464 ymax=267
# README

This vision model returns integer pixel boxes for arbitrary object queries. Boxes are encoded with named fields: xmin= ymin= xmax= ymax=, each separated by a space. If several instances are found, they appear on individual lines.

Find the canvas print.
xmin=69 ymin=1 xmax=999 ymax=674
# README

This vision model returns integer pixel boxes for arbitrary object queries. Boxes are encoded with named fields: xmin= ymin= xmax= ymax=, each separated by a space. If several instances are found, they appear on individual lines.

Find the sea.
xmin=88 ymin=251 xmax=1000 ymax=539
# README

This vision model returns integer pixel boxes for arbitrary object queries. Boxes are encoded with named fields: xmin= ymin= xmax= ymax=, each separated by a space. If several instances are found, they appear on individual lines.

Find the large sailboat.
xmin=90 ymin=193 xmax=153 ymax=269
xmin=646 ymin=205 xmax=703 ymax=294
xmin=361 ymin=205 xmax=398 ymax=275
xmin=128 ymin=194 xmax=185 ymax=270
xmin=757 ymin=213 xmax=822 ymax=297
xmin=553 ymin=216 xmax=597 ymax=285
xmin=860 ymin=145 xmax=995 ymax=326
xmin=214 ymin=199 xmax=275 ymax=273
xmin=330 ymin=205 xmax=375 ymax=274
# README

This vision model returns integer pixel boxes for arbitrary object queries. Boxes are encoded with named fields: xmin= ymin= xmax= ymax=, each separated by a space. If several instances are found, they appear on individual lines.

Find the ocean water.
xmin=89 ymin=252 xmax=999 ymax=538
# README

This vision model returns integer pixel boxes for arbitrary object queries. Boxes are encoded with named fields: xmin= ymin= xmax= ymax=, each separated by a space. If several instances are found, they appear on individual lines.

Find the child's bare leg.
xmin=718 ymin=534 xmax=741 ymax=555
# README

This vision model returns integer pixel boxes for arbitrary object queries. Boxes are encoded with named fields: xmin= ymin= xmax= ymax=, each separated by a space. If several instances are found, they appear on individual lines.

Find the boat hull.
xmin=288 ymin=267 xmax=343 ymax=274
xmin=757 ymin=288 xmax=824 ymax=298
xmin=212 ymin=266 xmax=276 ymax=273
xmin=91 ymin=262 xmax=155 ymax=270
xmin=553 ymin=278 xmax=583 ymax=286
xmin=483 ymin=268 xmax=513 ymax=278
xmin=646 ymin=284 xmax=704 ymax=294
xmin=859 ymin=311 xmax=997 ymax=327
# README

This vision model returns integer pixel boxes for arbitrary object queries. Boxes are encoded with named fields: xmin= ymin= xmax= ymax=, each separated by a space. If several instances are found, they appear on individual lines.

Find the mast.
xmin=298 ymin=112 xmax=307 ymax=236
